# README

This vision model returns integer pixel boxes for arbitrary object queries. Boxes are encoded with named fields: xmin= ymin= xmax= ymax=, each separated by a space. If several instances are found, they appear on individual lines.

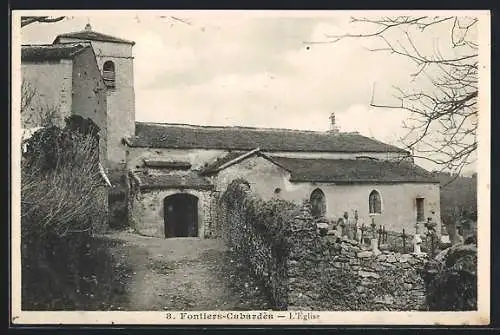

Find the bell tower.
xmin=53 ymin=23 xmax=136 ymax=173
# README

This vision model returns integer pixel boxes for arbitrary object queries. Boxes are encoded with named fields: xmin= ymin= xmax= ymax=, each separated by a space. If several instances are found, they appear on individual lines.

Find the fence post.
xmin=354 ymin=210 xmax=359 ymax=241
xmin=425 ymin=217 xmax=438 ymax=257
xmin=430 ymin=233 xmax=435 ymax=257
xmin=370 ymin=217 xmax=376 ymax=238
xmin=413 ymin=233 xmax=423 ymax=254
xmin=402 ymin=229 xmax=407 ymax=253
xmin=378 ymin=225 xmax=382 ymax=248
xmin=361 ymin=224 xmax=365 ymax=244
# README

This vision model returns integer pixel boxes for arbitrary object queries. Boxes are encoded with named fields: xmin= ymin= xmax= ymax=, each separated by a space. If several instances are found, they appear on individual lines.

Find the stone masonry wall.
xmin=220 ymin=180 xmax=298 ymax=310
xmin=287 ymin=202 xmax=429 ymax=311
xmin=21 ymin=60 xmax=73 ymax=128
xmin=57 ymin=36 xmax=136 ymax=170
xmin=129 ymin=187 xmax=215 ymax=238
xmin=220 ymin=180 xmax=430 ymax=311
xmin=72 ymin=47 xmax=108 ymax=170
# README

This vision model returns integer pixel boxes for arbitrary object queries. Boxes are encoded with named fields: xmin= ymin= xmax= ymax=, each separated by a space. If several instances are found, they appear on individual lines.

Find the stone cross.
xmin=370 ymin=216 xmax=377 ymax=238
xmin=413 ymin=233 xmax=424 ymax=255
xmin=371 ymin=237 xmax=381 ymax=255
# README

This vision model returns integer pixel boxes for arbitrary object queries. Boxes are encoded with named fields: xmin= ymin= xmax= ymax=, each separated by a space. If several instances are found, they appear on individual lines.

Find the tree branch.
xmin=21 ymin=16 xmax=65 ymax=28
xmin=323 ymin=16 xmax=479 ymax=174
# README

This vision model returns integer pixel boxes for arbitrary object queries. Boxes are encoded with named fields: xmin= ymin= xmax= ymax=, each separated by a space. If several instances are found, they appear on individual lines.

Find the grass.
xmin=22 ymin=235 xmax=132 ymax=311
xmin=146 ymin=259 xmax=177 ymax=273
xmin=220 ymin=250 xmax=272 ymax=310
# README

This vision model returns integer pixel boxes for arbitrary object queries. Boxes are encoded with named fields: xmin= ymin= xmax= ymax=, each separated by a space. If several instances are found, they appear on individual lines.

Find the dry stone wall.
xmin=220 ymin=179 xmax=298 ymax=310
xmin=287 ymin=202 xmax=429 ymax=311
xmin=220 ymin=180 xmax=431 ymax=311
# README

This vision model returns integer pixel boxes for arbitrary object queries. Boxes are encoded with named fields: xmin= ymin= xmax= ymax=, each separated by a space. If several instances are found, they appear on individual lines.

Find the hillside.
xmin=432 ymin=171 xmax=477 ymax=237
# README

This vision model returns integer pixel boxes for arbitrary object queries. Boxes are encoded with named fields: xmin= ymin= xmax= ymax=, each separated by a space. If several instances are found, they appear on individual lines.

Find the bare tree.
xmin=22 ymin=130 xmax=105 ymax=238
xmin=308 ymin=16 xmax=478 ymax=174
xmin=21 ymin=79 xmax=61 ymax=129
xmin=21 ymin=16 xmax=66 ymax=28
xmin=21 ymin=79 xmax=36 ymax=115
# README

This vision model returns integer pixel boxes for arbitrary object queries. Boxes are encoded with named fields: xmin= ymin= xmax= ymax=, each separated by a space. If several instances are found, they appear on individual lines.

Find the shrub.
xmin=21 ymin=116 xmax=117 ymax=309
xmin=21 ymin=117 xmax=105 ymax=238
xmin=435 ymin=172 xmax=477 ymax=242
xmin=108 ymin=186 xmax=128 ymax=230
xmin=22 ymin=234 xmax=131 ymax=310
xmin=421 ymin=243 xmax=477 ymax=311
xmin=219 ymin=179 xmax=299 ymax=310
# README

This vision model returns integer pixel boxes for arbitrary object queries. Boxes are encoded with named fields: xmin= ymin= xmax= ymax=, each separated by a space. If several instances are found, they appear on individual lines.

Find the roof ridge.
xmin=273 ymin=156 xmax=420 ymax=166
xmin=22 ymin=42 xmax=94 ymax=61
xmin=52 ymin=41 xmax=92 ymax=45
xmin=22 ymin=42 xmax=91 ymax=47
xmin=132 ymin=121 xmax=409 ymax=154
xmin=54 ymin=29 xmax=135 ymax=45
xmin=135 ymin=121 xmax=349 ymax=135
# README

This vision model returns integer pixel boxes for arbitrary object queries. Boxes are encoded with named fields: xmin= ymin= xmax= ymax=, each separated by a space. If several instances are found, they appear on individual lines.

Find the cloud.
xmin=21 ymin=14 xmax=420 ymax=133
xmin=21 ymin=12 xmax=476 ymax=173
xmin=140 ymin=17 xmax=320 ymax=90
xmin=134 ymin=17 xmax=421 ymax=136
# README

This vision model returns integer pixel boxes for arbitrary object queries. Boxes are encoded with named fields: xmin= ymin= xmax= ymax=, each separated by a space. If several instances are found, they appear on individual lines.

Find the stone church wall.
xmin=57 ymin=36 xmax=136 ymax=171
xmin=279 ymin=182 xmax=441 ymax=235
xmin=21 ymin=60 xmax=73 ymax=128
xmin=126 ymin=147 xmax=228 ymax=171
xmin=215 ymin=155 xmax=441 ymax=235
xmin=72 ymin=47 xmax=108 ymax=168
xmin=215 ymin=155 xmax=291 ymax=202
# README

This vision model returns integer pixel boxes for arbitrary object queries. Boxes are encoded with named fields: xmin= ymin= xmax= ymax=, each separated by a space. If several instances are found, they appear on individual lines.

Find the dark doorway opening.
xmin=163 ymin=193 xmax=199 ymax=238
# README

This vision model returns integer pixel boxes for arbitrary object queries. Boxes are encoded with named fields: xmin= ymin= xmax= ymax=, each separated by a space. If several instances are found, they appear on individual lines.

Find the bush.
xmin=435 ymin=172 xmax=477 ymax=240
xmin=108 ymin=186 xmax=128 ymax=230
xmin=21 ymin=118 xmax=106 ymax=238
xmin=220 ymin=179 xmax=299 ymax=310
xmin=22 ymin=234 xmax=131 ymax=310
xmin=21 ymin=116 xmax=117 ymax=310
xmin=421 ymin=243 xmax=477 ymax=310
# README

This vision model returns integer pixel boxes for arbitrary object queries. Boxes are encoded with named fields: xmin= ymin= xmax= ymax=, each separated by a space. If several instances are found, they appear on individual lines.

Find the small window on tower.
xmin=103 ymin=61 xmax=116 ymax=88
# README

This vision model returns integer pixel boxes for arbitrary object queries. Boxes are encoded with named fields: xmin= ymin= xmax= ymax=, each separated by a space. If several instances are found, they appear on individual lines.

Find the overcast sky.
xmin=19 ymin=11 xmax=481 ymax=173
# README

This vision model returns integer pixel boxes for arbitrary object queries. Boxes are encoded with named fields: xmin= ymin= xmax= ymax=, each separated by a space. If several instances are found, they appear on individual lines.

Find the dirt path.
xmin=105 ymin=231 xmax=266 ymax=311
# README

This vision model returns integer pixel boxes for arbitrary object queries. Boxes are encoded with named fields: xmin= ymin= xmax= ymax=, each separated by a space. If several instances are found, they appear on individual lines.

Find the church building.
xmin=21 ymin=24 xmax=441 ymax=239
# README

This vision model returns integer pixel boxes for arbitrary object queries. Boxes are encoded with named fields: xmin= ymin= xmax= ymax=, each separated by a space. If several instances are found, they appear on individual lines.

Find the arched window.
xmin=369 ymin=190 xmax=382 ymax=214
xmin=310 ymin=188 xmax=326 ymax=218
xmin=102 ymin=61 xmax=116 ymax=88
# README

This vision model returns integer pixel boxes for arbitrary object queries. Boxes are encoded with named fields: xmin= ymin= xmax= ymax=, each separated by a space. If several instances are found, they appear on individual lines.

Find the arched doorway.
xmin=163 ymin=193 xmax=199 ymax=238
xmin=310 ymin=188 xmax=326 ymax=218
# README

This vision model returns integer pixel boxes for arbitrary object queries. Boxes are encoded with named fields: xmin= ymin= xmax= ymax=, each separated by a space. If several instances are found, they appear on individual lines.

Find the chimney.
xmin=329 ymin=112 xmax=339 ymax=135
xmin=85 ymin=23 xmax=92 ymax=31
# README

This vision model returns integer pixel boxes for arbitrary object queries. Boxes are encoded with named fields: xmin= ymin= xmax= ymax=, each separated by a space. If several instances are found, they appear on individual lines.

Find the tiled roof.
xmin=53 ymin=30 xmax=135 ymax=45
xmin=132 ymin=170 xmax=214 ymax=191
xmin=21 ymin=43 xmax=91 ymax=61
xmin=200 ymin=151 xmax=246 ymax=174
xmin=271 ymin=157 xmax=439 ymax=183
xmin=128 ymin=122 xmax=409 ymax=154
